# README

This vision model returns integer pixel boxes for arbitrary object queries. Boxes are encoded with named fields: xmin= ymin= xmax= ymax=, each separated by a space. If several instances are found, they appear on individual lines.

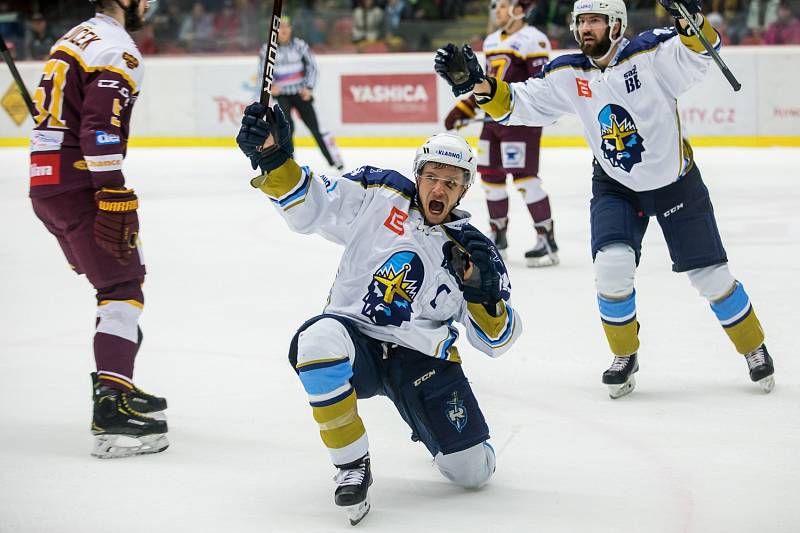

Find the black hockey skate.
xmin=744 ymin=344 xmax=775 ymax=393
xmin=91 ymin=372 xmax=168 ymax=416
xmin=334 ymin=454 xmax=373 ymax=526
xmin=490 ymin=219 xmax=508 ymax=259
xmin=525 ymin=221 xmax=559 ymax=267
xmin=602 ymin=353 xmax=639 ymax=399
xmin=91 ymin=382 xmax=169 ymax=459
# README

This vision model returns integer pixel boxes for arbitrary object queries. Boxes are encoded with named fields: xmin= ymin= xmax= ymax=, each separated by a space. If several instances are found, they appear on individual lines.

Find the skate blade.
xmin=757 ymin=375 xmax=775 ymax=393
xmin=91 ymin=433 xmax=169 ymax=459
xmin=608 ymin=375 xmax=636 ymax=399
xmin=343 ymin=496 xmax=371 ymax=526
xmin=526 ymin=252 xmax=559 ymax=268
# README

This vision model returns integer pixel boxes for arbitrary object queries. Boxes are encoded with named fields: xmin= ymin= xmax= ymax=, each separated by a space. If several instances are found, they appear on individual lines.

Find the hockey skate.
xmin=602 ymin=353 xmax=639 ymax=399
xmin=92 ymin=372 xmax=168 ymax=419
xmin=525 ymin=222 xmax=559 ymax=267
xmin=744 ymin=344 xmax=775 ymax=393
xmin=489 ymin=219 xmax=508 ymax=259
xmin=334 ymin=454 xmax=373 ymax=526
xmin=91 ymin=384 xmax=169 ymax=459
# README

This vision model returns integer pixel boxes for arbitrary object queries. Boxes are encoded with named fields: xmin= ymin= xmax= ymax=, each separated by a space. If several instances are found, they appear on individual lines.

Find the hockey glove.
xmin=658 ymin=0 xmax=702 ymax=19
xmin=94 ymin=188 xmax=139 ymax=266
xmin=236 ymin=102 xmax=294 ymax=175
xmin=435 ymin=44 xmax=486 ymax=97
xmin=443 ymin=227 xmax=502 ymax=308
xmin=444 ymin=98 xmax=478 ymax=130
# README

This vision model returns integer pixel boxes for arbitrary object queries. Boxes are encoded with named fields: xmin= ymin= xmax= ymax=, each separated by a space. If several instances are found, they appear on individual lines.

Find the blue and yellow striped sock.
xmin=710 ymin=282 xmax=764 ymax=354
xmin=598 ymin=290 xmax=640 ymax=356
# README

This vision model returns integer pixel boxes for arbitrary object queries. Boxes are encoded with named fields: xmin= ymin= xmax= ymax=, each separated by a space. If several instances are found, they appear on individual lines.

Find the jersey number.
xmin=33 ymin=59 xmax=70 ymax=129
xmin=488 ymin=57 xmax=510 ymax=80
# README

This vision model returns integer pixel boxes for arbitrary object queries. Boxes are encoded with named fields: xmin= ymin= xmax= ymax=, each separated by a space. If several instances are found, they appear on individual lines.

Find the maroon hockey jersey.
xmin=29 ymin=13 xmax=144 ymax=198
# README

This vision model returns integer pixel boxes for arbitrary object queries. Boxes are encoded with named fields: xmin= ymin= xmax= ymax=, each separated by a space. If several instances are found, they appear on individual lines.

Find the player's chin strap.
xmin=591 ymin=26 xmax=624 ymax=66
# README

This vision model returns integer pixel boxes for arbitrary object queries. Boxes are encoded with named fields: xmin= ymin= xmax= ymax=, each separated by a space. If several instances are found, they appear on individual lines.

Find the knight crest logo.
xmin=598 ymin=104 xmax=645 ymax=173
xmin=361 ymin=251 xmax=424 ymax=327
xmin=445 ymin=391 xmax=468 ymax=433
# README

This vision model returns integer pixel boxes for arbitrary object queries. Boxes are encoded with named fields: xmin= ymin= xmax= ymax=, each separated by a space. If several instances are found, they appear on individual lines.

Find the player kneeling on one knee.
xmin=237 ymin=102 xmax=522 ymax=524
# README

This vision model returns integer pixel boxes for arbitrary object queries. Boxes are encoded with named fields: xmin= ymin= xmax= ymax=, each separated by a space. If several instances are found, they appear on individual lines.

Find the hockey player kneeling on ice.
xmin=237 ymin=103 xmax=521 ymax=525
xmin=436 ymin=0 xmax=775 ymax=399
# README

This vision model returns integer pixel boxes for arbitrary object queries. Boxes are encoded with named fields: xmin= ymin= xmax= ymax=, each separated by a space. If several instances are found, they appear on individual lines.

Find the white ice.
xmin=1 ymin=146 xmax=799 ymax=533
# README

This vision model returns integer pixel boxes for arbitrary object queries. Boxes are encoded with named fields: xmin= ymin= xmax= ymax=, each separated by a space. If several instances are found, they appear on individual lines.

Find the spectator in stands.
xmin=741 ymin=0 xmax=780 ymax=43
xmin=386 ymin=0 xmax=409 ymax=35
xmin=352 ymin=0 xmax=385 ymax=42
xmin=764 ymin=1 xmax=800 ymax=43
xmin=154 ymin=0 xmax=183 ymax=51
xmin=179 ymin=1 xmax=215 ymax=52
xmin=707 ymin=11 xmax=732 ymax=44
xmin=214 ymin=0 xmax=243 ymax=51
xmin=24 ymin=13 xmax=56 ymax=61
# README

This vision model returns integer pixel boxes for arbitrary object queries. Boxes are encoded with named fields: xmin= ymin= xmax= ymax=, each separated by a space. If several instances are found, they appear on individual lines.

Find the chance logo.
xmin=598 ymin=104 xmax=645 ymax=173
xmin=384 ymin=206 xmax=408 ymax=236
xmin=361 ymin=251 xmax=424 ymax=327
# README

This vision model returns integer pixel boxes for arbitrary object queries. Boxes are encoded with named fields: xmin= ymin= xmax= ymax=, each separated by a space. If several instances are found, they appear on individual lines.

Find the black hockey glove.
xmin=236 ymin=102 xmax=294 ymax=175
xmin=443 ymin=227 xmax=502 ymax=308
xmin=435 ymin=44 xmax=486 ymax=97
xmin=658 ymin=0 xmax=702 ymax=19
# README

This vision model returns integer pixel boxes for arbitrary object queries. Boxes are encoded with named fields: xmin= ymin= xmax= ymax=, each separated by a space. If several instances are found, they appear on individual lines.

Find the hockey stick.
xmin=676 ymin=5 xmax=741 ymax=92
xmin=0 ymin=34 xmax=37 ymax=118
xmin=259 ymin=0 xmax=283 ymax=107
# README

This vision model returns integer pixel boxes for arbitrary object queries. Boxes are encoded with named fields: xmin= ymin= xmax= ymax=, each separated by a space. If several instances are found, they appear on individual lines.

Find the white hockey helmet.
xmin=413 ymin=133 xmax=477 ymax=187
xmin=571 ymin=0 xmax=628 ymax=47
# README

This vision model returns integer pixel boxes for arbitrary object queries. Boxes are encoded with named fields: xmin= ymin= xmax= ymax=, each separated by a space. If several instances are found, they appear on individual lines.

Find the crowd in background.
xmin=1 ymin=0 xmax=799 ymax=60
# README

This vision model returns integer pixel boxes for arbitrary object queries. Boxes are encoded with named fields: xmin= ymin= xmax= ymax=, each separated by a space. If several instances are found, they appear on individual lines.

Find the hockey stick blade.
xmin=0 ymin=34 xmax=37 ymax=118
xmin=676 ymin=5 xmax=741 ymax=92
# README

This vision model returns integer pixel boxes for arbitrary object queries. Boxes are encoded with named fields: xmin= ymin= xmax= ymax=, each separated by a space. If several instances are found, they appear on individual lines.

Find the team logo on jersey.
xmin=445 ymin=390 xmax=468 ymax=433
xmin=122 ymin=52 xmax=139 ymax=69
xmin=598 ymin=104 xmax=645 ymax=173
xmin=361 ymin=251 xmax=424 ymax=327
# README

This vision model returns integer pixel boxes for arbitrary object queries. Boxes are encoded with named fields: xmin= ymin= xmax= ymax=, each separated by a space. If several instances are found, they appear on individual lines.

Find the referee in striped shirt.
xmin=258 ymin=16 xmax=344 ymax=170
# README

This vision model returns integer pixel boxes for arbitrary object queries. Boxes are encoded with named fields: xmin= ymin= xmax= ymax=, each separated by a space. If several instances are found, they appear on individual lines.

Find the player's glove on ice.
xmin=444 ymin=98 xmax=478 ymax=130
xmin=443 ymin=227 xmax=502 ymax=308
xmin=94 ymin=187 xmax=139 ymax=266
xmin=658 ymin=0 xmax=702 ymax=19
xmin=236 ymin=102 xmax=294 ymax=175
xmin=435 ymin=44 xmax=486 ymax=97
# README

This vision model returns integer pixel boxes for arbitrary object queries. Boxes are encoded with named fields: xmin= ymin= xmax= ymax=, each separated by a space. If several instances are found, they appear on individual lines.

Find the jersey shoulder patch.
xmin=617 ymin=28 xmax=678 ymax=62
xmin=543 ymin=53 xmax=595 ymax=75
xmin=343 ymin=166 xmax=416 ymax=199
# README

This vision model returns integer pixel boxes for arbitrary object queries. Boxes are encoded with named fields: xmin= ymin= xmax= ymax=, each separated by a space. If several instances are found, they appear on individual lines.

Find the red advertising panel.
xmin=341 ymin=73 xmax=438 ymax=123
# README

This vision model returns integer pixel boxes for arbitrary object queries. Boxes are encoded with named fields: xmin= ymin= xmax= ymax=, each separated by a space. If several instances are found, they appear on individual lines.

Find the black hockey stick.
xmin=260 ymin=0 xmax=283 ymax=106
xmin=251 ymin=0 xmax=284 ymax=185
xmin=676 ymin=5 xmax=741 ymax=92
xmin=0 ymin=34 xmax=37 ymax=118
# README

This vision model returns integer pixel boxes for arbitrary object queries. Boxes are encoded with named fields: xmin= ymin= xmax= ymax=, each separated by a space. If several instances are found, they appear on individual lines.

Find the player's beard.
xmin=580 ymin=28 xmax=612 ymax=58
xmin=121 ymin=0 xmax=145 ymax=32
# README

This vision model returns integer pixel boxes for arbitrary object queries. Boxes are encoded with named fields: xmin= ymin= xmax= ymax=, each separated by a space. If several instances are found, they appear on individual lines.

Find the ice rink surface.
xmin=1 ymin=145 xmax=799 ymax=533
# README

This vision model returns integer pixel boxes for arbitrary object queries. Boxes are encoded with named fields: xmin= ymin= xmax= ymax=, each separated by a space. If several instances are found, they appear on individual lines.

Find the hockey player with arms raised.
xmin=237 ymin=103 xmax=521 ymax=525
xmin=436 ymin=0 xmax=775 ymax=398
xmin=28 ymin=0 xmax=168 ymax=458
xmin=443 ymin=0 xmax=559 ymax=267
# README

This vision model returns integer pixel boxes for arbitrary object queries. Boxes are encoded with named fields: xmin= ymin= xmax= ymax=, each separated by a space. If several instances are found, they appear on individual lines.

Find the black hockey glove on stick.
xmin=657 ymin=0 xmax=701 ymax=19
xmin=443 ymin=228 xmax=502 ymax=310
xmin=435 ymin=44 xmax=486 ymax=97
xmin=236 ymin=102 xmax=294 ymax=184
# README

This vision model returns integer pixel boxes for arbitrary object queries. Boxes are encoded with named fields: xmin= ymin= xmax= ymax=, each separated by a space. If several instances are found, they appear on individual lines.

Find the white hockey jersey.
xmin=258 ymin=161 xmax=522 ymax=361
xmin=478 ymin=23 xmax=721 ymax=192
